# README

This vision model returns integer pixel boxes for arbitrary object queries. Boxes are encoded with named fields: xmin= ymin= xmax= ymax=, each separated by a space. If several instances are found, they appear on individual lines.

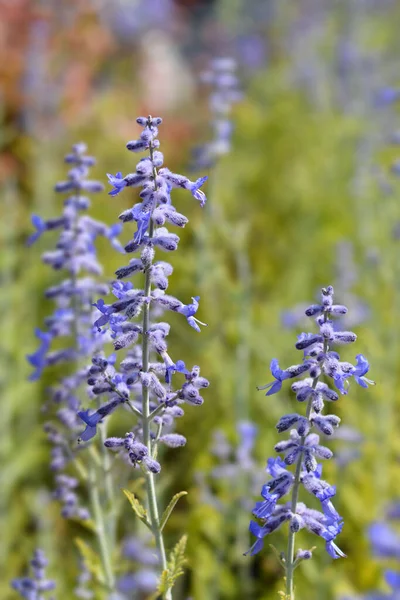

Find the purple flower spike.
xmin=107 ymin=171 xmax=127 ymax=196
xmin=249 ymin=285 xmax=371 ymax=571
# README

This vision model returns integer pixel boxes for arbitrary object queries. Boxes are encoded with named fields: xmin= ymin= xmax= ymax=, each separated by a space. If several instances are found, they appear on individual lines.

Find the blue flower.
xmin=245 ymin=511 xmax=291 ymax=556
xmin=189 ymin=176 xmax=208 ymax=207
xmin=27 ymin=328 xmax=53 ymax=381
xmin=258 ymin=359 xmax=291 ymax=396
xmin=177 ymin=296 xmax=207 ymax=332
xmin=93 ymin=299 xmax=113 ymax=330
xmin=165 ymin=360 xmax=190 ymax=384
xmin=26 ymin=215 xmax=46 ymax=246
xmin=112 ymin=280 xmax=134 ymax=299
xmin=252 ymin=458 xmax=294 ymax=519
xmin=134 ymin=211 xmax=151 ymax=245
xmin=77 ymin=409 xmax=102 ymax=441
xmin=323 ymin=519 xmax=346 ymax=559
xmin=267 ymin=456 xmax=289 ymax=477
xmin=353 ymin=354 xmax=375 ymax=388
xmin=78 ymin=399 xmax=121 ymax=441
xmin=107 ymin=171 xmax=127 ymax=196
xmin=246 ymin=520 xmax=268 ymax=556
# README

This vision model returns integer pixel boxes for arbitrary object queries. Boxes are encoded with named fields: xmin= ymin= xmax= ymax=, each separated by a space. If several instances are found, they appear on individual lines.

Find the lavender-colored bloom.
xmin=353 ymin=354 xmax=375 ymax=388
xmin=165 ymin=359 xmax=189 ymax=384
xmin=26 ymin=328 xmax=53 ymax=381
xmin=252 ymin=458 xmax=294 ymax=519
xmin=78 ymin=399 xmax=121 ymax=441
xmin=107 ymin=171 xmax=128 ymax=196
xmin=258 ymin=359 xmax=311 ymax=396
xmin=177 ymin=296 xmax=207 ymax=332
xmin=246 ymin=511 xmax=291 ymax=556
xmin=26 ymin=214 xmax=47 ymax=246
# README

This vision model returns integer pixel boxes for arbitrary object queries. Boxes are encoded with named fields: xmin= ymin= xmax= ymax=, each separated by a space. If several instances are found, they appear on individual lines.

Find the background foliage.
xmin=2 ymin=0 xmax=400 ymax=598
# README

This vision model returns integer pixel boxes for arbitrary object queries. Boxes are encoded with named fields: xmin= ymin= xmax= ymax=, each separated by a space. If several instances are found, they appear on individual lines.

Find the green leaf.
xmin=122 ymin=488 xmax=152 ymax=530
xmin=160 ymin=491 xmax=188 ymax=532
xmin=75 ymin=537 xmax=105 ymax=585
xmin=156 ymin=535 xmax=188 ymax=598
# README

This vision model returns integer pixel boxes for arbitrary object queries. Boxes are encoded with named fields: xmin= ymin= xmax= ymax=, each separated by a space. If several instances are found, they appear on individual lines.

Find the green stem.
xmin=99 ymin=420 xmax=117 ymax=546
xmin=69 ymin=189 xmax=116 ymax=593
xmin=285 ymin=317 xmax=328 ymax=599
xmin=88 ymin=467 xmax=116 ymax=593
xmin=140 ymin=133 xmax=171 ymax=600
xmin=285 ymin=397 xmax=313 ymax=599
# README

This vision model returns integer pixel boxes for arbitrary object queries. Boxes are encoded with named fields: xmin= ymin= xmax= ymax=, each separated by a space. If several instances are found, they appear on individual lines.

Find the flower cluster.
xmin=248 ymin=286 xmax=373 ymax=570
xmin=83 ymin=116 xmax=209 ymax=472
xmin=26 ymin=142 xmax=122 ymax=382
xmin=11 ymin=549 xmax=55 ymax=599
xmin=192 ymin=57 xmax=242 ymax=170
xmin=26 ymin=143 xmax=122 ymax=521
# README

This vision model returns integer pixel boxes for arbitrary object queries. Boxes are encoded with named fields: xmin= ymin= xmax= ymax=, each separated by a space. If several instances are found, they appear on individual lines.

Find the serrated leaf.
xmin=122 ymin=488 xmax=152 ymax=529
xmin=155 ymin=569 xmax=170 ymax=597
xmin=160 ymin=491 xmax=188 ymax=532
xmin=156 ymin=535 xmax=188 ymax=597
xmin=75 ymin=537 xmax=105 ymax=585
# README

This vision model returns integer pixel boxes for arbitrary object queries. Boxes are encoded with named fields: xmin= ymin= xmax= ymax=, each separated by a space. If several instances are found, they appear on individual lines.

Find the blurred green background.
xmin=2 ymin=0 xmax=400 ymax=598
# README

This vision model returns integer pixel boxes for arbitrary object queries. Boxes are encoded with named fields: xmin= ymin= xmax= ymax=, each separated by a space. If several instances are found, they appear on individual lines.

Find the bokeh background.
xmin=2 ymin=0 xmax=400 ymax=598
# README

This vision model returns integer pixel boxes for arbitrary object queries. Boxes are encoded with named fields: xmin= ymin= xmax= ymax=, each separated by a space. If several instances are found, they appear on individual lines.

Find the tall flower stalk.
xmin=247 ymin=286 xmax=374 ymax=599
xmin=89 ymin=115 xmax=209 ymax=598
xmin=26 ymin=143 xmax=123 ymax=595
